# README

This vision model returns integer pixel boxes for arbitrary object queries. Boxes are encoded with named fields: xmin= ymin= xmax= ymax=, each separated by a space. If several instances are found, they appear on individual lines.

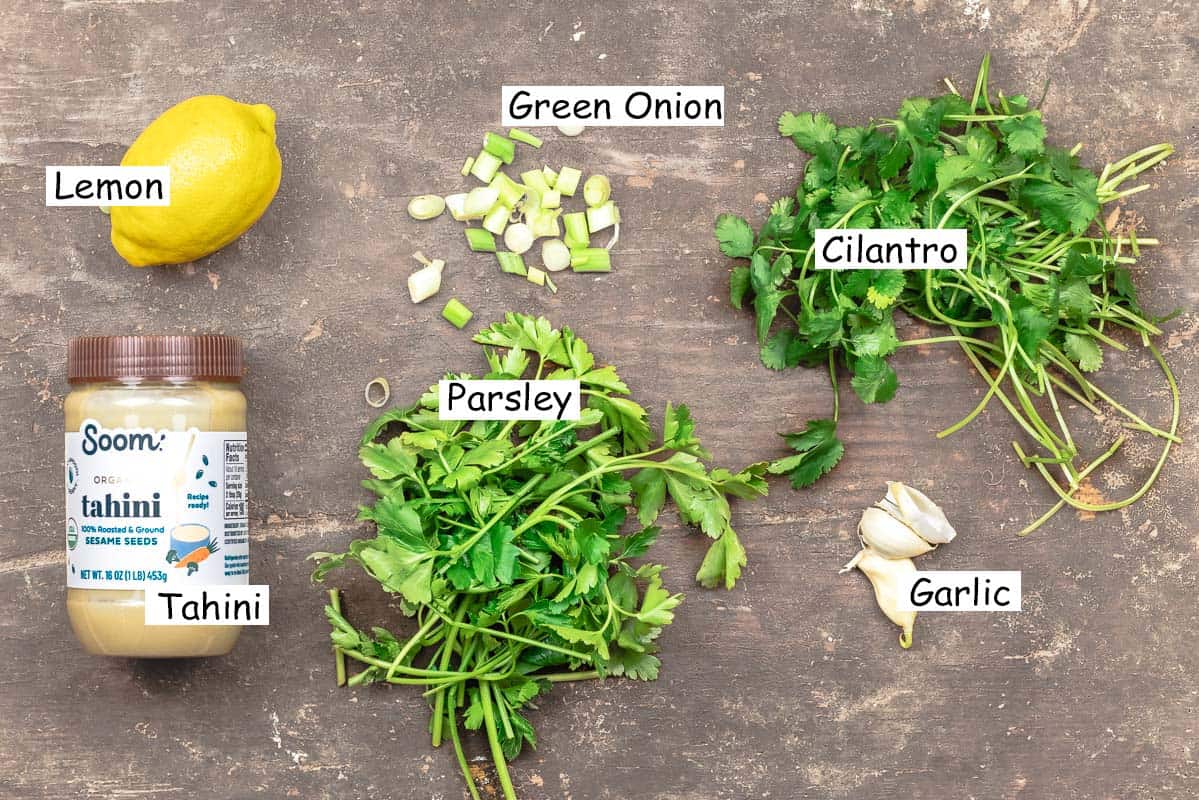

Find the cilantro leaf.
xmin=1022 ymin=171 xmax=1100 ymax=234
xmin=850 ymin=355 xmax=899 ymax=403
xmin=729 ymin=266 xmax=751 ymax=309
xmin=778 ymin=111 xmax=837 ymax=150
xmin=1064 ymin=332 xmax=1103 ymax=372
xmin=1010 ymin=295 xmax=1054 ymax=361
xmin=714 ymin=214 xmax=754 ymax=258
xmin=999 ymin=111 xmax=1047 ymax=157
xmin=907 ymin=141 xmax=941 ymax=192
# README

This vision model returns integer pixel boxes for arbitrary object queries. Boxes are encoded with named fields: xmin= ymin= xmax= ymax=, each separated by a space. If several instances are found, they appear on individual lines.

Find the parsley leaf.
xmin=766 ymin=419 xmax=844 ymax=489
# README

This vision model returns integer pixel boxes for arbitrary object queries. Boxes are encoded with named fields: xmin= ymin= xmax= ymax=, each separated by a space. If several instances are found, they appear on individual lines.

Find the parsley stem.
xmin=480 ymin=683 xmax=518 ymax=800
xmin=559 ymin=424 xmax=622 ymax=461
xmin=449 ymin=474 xmax=546 ymax=559
xmin=446 ymin=683 xmax=482 ymax=800
xmin=386 ymin=613 xmax=440 ymax=681
xmin=543 ymin=670 xmax=601 ymax=682
xmin=429 ymin=604 xmax=591 ymax=662
xmin=431 ymin=601 xmax=470 ymax=748
xmin=328 ymin=589 xmax=346 ymax=687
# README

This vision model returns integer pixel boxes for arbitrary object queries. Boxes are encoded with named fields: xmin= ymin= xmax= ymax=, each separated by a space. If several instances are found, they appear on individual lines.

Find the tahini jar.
xmin=65 ymin=335 xmax=248 ymax=657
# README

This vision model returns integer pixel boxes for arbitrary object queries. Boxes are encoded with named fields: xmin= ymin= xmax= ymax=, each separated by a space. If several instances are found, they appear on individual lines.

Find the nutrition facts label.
xmin=223 ymin=439 xmax=247 ymax=520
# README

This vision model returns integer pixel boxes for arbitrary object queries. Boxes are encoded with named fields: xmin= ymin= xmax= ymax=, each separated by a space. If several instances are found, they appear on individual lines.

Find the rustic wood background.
xmin=1 ymin=1 xmax=1196 ymax=798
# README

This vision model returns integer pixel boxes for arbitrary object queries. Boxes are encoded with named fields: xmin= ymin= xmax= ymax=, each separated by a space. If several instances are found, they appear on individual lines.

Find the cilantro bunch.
xmin=716 ymin=55 xmax=1179 ymax=533
xmin=312 ymin=313 xmax=766 ymax=800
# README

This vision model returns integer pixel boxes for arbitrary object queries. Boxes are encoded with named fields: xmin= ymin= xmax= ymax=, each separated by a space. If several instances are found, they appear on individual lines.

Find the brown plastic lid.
xmin=67 ymin=335 xmax=244 ymax=384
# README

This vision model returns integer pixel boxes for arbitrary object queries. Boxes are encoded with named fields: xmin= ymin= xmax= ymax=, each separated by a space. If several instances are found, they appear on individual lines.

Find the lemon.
xmin=111 ymin=95 xmax=281 ymax=267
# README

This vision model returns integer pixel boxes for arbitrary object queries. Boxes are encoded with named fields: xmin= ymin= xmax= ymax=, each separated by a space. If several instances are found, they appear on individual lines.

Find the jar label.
xmin=65 ymin=420 xmax=249 ymax=590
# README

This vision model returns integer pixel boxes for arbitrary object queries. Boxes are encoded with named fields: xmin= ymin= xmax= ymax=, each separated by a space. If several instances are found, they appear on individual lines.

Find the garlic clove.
xmin=858 ymin=507 xmax=934 ymax=559
xmin=881 ymin=481 xmax=956 ymax=545
xmin=842 ymin=547 xmax=917 ymax=649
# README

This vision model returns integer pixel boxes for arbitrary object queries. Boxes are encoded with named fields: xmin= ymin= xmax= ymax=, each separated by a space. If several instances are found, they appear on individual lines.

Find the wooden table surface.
xmin=2 ymin=2 xmax=1196 ymax=798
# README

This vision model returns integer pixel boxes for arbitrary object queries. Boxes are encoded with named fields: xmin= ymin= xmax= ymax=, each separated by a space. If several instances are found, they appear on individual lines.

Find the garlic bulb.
xmin=858 ymin=506 xmax=934 ymax=559
xmin=842 ymin=548 xmax=916 ymax=649
xmin=879 ymin=481 xmax=956 ymax=544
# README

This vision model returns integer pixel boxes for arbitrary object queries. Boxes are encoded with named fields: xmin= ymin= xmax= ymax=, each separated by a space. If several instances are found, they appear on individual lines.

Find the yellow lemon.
xmin=111 ymin=95 xmax=281 ymax=267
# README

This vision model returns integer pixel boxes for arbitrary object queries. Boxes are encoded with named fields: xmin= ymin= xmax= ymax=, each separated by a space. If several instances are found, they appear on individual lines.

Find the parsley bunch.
xmin=312 ymin=313 xmax=766 ymax=800
xmin=716 ymin=55 xmax=1179 ymax=533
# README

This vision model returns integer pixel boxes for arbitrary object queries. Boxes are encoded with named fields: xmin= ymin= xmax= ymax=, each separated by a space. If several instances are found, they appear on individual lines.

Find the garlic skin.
xmin=858 ymin=507 xmax=934 ymax=559
xmin=842 ymin=548 xmax=917 ymax=649
xmin=879 ymin=481 xmax=956 ymax=544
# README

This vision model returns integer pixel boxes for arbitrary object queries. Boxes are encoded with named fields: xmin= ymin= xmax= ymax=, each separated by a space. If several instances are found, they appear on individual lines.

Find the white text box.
xmin=898 ymin=571 xmax=1021 ymax=612
xmin=438 ymin=380 xmax=581 ymax=421
xmin=815 ymin=228 xmax=967 ymax=270
xmin=502 ymin=86 xmax=724 ymax=127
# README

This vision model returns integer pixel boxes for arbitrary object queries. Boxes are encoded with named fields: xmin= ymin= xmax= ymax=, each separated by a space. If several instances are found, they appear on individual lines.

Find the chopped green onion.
xmin=570 ymin=247 xmax=611 ymax=272
xmin=555 ymin=166 xmax=582 ymax=196
xmin=503 ymin=223 xmax=534 ymax=254
xmin=557 ymin=124 xmax=585 ymax=137
xmin=445 ymin=193 xmax=469 ymax=221
xmin=464 ymin=227 xmax=497 ymax=252
xmin=460 ymin=157 xmax=475 ymax=177
xmin=541 ymin=189 xmax=561 ymax=209
xmin=483 ymin=132 xmax=516 ymax=165
xmin=544 ymin=274 xmax=558 ymax=294
xmin=526 ymin=206 xmax=561 ymax=239
xmin=586 ymin=200 xmax=620 ymax=233
xmin=441 ymin=298 xmax=474 ymax=329
xmin=482 ymin=205 xmax=511 ymax=235
xmin=508 ymin=128 xmax=543 ymax=148
xmin=470 ymin=150 xmax=502 ymax=183
xmin=408 ymin=257 xmax=445 ymax=303
xmin=542 ymin=166 xmax=558 ymax=188
xmin=583 ymin=175 xmax=611 ymax=207
xmin=526 ymin=266 xmax=546 ymax=286
xmin=541 ymin=239 xmax=571 ymax=272
xmin=521 ymin=169 xmax=551 ymax=194
xmin=489 ymin=172 xmax=526 ymax=207
xmin=363 ymin=377 xmax=390 ymax=408
xmin=496 ymin=251 xmax=527 ymax=276
xmin=563 ymin=211 xmax=589 ymax=249
xmin=407 ymin=194 xmax=446 ymax=221
xmin=463 ymin=186 xmax=500 ymax=219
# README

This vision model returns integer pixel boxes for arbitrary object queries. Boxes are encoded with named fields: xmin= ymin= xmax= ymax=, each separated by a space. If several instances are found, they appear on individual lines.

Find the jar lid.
xmin=67 ymin=335 xmax=244 ymax=383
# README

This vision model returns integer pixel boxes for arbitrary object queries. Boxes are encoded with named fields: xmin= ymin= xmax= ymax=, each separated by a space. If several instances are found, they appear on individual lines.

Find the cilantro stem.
xmin=1019 ymin=436 xmax=1124 ymax=536
xmin=827 ymin=349 xmax=839 ymax=424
